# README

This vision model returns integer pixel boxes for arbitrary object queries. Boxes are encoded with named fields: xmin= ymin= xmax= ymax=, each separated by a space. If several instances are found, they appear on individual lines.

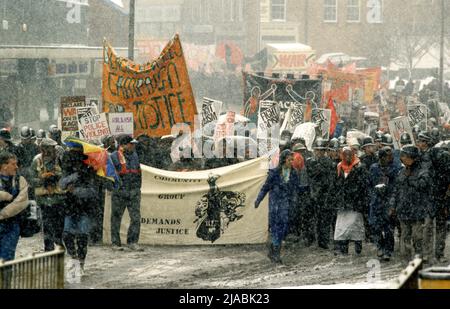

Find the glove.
xmin=0 ymin=191 xmax=13 ymax=202
xmin=375 ymin=183 xmax=386 ymax=195
xmin=254 ymin=201 xmax=260 ymax=209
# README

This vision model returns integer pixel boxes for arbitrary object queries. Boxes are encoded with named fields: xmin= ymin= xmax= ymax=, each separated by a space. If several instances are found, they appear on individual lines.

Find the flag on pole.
xmin=328 ymin=96 xmax=338 ymax=137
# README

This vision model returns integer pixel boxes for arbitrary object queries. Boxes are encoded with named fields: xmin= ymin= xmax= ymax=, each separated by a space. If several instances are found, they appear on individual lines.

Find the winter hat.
xmin=279 ymin=149 xmax=293 ymax=166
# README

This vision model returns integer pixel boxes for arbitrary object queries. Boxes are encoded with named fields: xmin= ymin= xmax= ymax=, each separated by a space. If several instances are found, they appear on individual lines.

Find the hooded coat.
xmin=255 ymin=150 xmax=302 ymax=245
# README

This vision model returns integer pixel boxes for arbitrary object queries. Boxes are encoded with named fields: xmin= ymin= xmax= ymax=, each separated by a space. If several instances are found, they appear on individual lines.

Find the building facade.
xmin=134 ymin=0 xmax=260 ymax=56
xmin=259 ymin=0 xmax=446 ymax=68
xmin=0 ymin=0 xmax=128 ymax=129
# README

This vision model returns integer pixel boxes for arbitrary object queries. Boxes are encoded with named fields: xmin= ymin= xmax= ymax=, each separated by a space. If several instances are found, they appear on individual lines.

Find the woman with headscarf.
xmin=334 ymin=147 xmax=369 ymax=255
xmin=254 ymin=149 xmax=300 ymax=264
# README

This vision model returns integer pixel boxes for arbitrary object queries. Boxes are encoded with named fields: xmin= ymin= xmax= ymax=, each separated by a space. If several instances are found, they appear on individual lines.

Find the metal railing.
xmin=0 ymin=246 xmax=65 ymax=289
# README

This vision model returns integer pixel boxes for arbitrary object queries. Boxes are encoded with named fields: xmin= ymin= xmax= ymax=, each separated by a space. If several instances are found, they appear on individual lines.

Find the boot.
xmin=267 ymin=244 xmax=274 ymax=262
xmin=272 ymin=245 xmax=282 ymax=264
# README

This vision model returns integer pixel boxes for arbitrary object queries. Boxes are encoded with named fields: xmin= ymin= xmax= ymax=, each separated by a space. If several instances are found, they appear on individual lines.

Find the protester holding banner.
xmin=110 ymin=135 xmax=143 ymax=251
xmin=255 ymin=149 xmax=300 ymax=264
xmin=30 ymin=138 xmax=66 ymax=252
xmin=334 ymin=147 xmax=369 ymax=255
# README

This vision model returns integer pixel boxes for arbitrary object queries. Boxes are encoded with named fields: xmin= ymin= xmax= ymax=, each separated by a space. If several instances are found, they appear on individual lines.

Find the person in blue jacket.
xmin=254 ymin=149 xmax=300 ymax=264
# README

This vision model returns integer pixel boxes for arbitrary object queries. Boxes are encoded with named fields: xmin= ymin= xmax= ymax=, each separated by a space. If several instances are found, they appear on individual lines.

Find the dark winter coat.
xmin=305 ymin=156 xmax=335 ymax=211
xmin=360 ymin=153 xmax=378 ymax=172
xmin=59 ymin=151 xmax=98 ymax=216
xmin=368 ymin=160 xmax=403 ymax=227
xmin=335 ymin=162 xmax=369 ymax=214
xmin=391 ymin=160 xmax=433 ymax=221
xmin=17 ymin=142 xmax=40 ymax=180
xmin=420 ymin=147 xmax=450 ymax=206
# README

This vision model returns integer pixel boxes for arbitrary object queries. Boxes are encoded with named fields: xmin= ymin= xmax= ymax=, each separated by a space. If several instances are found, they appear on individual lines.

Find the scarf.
xmin=337 ymin=156 xmax=360 ymax=177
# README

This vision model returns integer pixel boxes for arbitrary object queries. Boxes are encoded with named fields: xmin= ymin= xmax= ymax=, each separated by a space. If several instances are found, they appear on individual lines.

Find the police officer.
xmin=369 ymin=146 xmax=403 ymax=261
xmin=305 ymin=138 xmax=335 ymax=249
xmin=36 ymin=129 xmax=46 ymax=147
xmin=110 ymin=134 xmax=143 ymax=251
xmin=360 ymin=137 xmax=378 ymax=170
xmin=391 ymin=145 xmax=432 ymax=261
xmin=0 ymin=128 xmax=23 ymax=168
xmin=417 ymin=131 xmax=450 ymax=263
xmin=17 ymin=126 xmax=40 ymax=189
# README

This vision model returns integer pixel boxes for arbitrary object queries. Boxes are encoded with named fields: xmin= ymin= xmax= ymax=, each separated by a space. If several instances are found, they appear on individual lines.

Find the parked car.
xmin=316 ymin=52 xmax=367 ymax=67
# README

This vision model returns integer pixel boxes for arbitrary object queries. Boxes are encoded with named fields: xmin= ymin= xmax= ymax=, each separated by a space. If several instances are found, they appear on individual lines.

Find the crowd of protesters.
xmin=0 ymin=92 xmax=449 ymax=279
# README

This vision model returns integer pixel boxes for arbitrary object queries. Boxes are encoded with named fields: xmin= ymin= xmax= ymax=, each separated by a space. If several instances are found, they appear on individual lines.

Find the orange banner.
xmin=322 ymin=70 xmax=365 ymax=103
xmin=359 ymin=67 xmax=381 ymax=103
xmin=102 ymin=35 xmax=197 ymax=137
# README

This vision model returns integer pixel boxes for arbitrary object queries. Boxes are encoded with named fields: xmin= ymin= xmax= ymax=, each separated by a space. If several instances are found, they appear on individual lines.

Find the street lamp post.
xmin=439 ymin=0 xmax=445 ymax=99
xmin=129 ymin=0 xmax=135 ymax=60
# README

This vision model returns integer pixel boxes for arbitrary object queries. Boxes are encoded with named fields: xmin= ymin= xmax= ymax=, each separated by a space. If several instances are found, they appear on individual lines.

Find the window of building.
xmin=222 ymin=0 xmax=243 ymax=22
xmin=271 ymin=0 xmax=286 ymax=22
xmin=324 ymin=0 xmax=337 ymax=23
xmin=366 ymin=0 xmax=383 ymax=23
xmin=347 ymin=0 xmax=360 ymax=22
xmin=78 ymin=63 xmax=88 ymax=74
xmin=192 ymin=0 xmax=210 ymax=23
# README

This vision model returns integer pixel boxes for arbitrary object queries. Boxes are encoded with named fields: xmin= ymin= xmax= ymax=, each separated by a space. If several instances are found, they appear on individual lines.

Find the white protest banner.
xmin=77 ymin=107 xmax=110 ymax=142
xmin=388 ymin=116 xmax=414 ymax=150
xmin=292 ymin=122 xmax=316 ymax=151
xmin=311 ymin=108 xmax=331 ymax=140
xmin=407 ymin=104 xmax=427 ymax=131
xmin=288 ymin=102 xmax=305 ymax=132
xmin=257 ymin=100 xmax=280 ymax=139
xmin=87 ymin=97 xmax=102 ymax=112
xmin=108 ymin=113 xmax=134 ymax=137
xmin=201 ymin=97 xmax=222 ymax=127
xmin=103 ymin=157 xmax=270 ymax=245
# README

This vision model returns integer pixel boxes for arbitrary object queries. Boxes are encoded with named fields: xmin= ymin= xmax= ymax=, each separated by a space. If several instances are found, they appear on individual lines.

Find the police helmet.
xmin=337 ymin=135 xmax=347 ymax=147
xmin=328 ymin=138 xmax=340 ymax=151
xmin=20 ymin=126 xmax=34 ymax=140
xmin=381 ymin=134 xmax=393 ymax=146
xmin=36 ymin=129 xmax=46 ymax=139
xmin=374 ymin=131 xmax=383 ymax=143
xmin=313 ymin=138 xmax=328 ymax=150
xmin=400 ymin=132 xmax=412 ymax=146
xmin=430 ymin=128 xmax=441 ymax=144
xmin=417 ymin=131 xmax=433 ymax=144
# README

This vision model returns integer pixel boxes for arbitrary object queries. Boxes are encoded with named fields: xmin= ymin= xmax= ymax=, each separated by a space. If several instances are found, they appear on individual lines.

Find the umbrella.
xmin=64 ymin=137 xmax=120 ymax=187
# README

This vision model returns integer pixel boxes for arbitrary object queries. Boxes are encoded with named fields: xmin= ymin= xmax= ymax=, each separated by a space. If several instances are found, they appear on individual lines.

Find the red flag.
xmin=328 ymin=96 xmax=338 ymax=136
xmin=304 ymin=99 xmax=312 ymax=122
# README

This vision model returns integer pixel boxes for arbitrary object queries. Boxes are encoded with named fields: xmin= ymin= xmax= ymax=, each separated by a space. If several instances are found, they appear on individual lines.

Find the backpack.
xmin=0 ymin=175 xmax=42 ymax=238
